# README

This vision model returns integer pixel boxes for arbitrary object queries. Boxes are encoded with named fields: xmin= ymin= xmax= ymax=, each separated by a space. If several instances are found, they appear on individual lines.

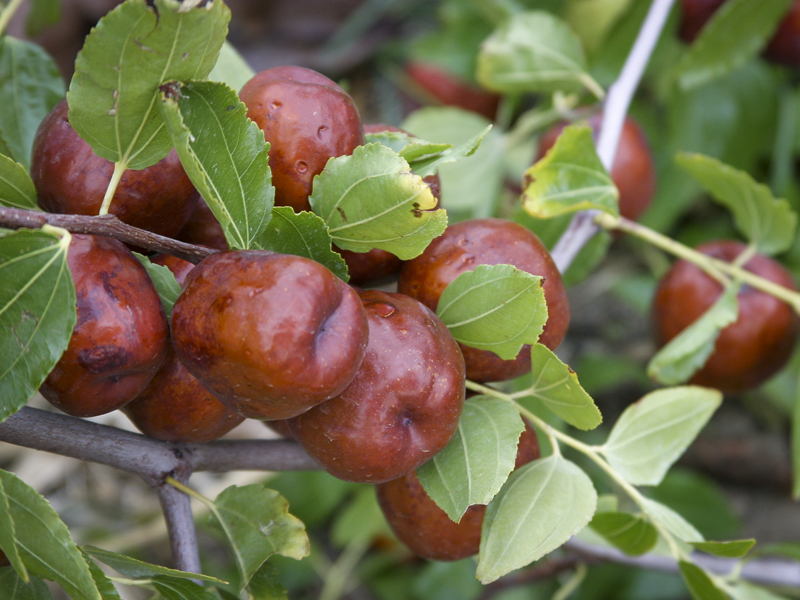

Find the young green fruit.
xmin=653 ymin=240 xmax=800 ymax=392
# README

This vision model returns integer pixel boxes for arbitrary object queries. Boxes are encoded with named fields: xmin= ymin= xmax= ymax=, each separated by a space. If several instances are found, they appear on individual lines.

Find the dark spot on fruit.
xmin=78 ymin=345 xmax=132 ymax=374
xmin=212 ymin=293 xmax=233 ymax=313
xmin=296 ymin=160 xmax=308 ymax=174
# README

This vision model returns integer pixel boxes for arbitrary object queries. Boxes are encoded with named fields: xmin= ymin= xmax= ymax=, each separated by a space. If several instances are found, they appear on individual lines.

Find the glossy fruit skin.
xmin=398 ymin=218 xmax=570 ymax=382
xmin=653 ymin=240 xmax=800 ymax=393
xmin=171 ymin=250 xmax=369 ymax=420
xmin=31 ymin=99 xmax=199 ymax=239
xmin=239 ymin=66 xmax=365 ymax=213
xmin=150 ymin=253 xmax=195 ymax=286
xmin=405 ymin=61 xmax=500 ymax=121
xmin=536 ymin=114 xmax=656 ymax=223
xmin=40 ymin=234 xmax=169 ymax=417
xmin=123 ymin=344 xmax=244 ymax=443
xmin=287 ymin=290 xmax=466 ymax=483
xmin=376 ymin=419 xmax=540 ymax=561
xmin=175 ymin=199 xmax=229 ymax=251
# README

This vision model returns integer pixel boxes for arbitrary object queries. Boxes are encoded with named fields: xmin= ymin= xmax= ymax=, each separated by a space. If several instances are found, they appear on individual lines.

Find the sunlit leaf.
xmin=418 ymin=396 xmax=525 ymax=522
xmin=410 ymin=126 xmax=491 ymax=178
xmin=641 ymin=498 xmax=704 ymax=543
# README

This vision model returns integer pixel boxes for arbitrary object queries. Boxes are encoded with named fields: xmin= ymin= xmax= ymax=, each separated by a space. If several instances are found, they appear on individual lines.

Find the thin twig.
xmin=157 ymin=481 xmax=202 ymax=574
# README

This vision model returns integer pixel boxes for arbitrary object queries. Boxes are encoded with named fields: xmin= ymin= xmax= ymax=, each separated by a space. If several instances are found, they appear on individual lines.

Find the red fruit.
xmin=288 ymin=290 xmax=466 ymax=483
xmin=175 ymin=199 xmax=229 ymax=252
xmin=405 ymin=61 xmax=500 ymax=121
xmin=652 ymin=240 xmax=800 ymax=392
xmin=150 ymin=254 xmax=195 ymax=286
xmin=31 ymin=99 xmax=199 ymax=239
xmin=239 ymin=66 xmax=364 ymax=213
xmin=398 ymin=218 xmax=570 ymax=382
xmin=40 ymin=234 xmax=169 ymax=417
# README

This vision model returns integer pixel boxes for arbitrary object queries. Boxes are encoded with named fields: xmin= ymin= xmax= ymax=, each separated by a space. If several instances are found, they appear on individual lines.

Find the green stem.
xmin=318 ymin=537 xmax=370 ymax=600
xmin=165 ymin=476 xmax=213 ymax=509
xmin=595 ymin=212 xmax=800 ymax=313
xmin=580 ymin=73 xmax=606 ymax=102
xmin=108 ymin=576 xmax=154 ymax=586
xmin=0 ymin=0 xmax=25 ymax=37
xmin=551 ymin=562 xmax=587 ymax=600
xmin=99 ymin=161 xmax=128 ymax=216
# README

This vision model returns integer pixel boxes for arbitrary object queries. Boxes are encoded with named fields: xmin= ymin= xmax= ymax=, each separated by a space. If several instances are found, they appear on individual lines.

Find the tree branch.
xmin=0 ymin=207 xmax=216 ymax=264
xmin=157 ymin=480 xmax=202 ymax=574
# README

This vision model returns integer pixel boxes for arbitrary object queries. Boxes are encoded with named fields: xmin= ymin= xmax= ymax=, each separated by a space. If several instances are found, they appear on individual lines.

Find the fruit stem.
xmin=165 ymin=476 xmax=213 ymax=509
xmin=595 ymin=212 xmax=800 ymax=313
xmin=99 ymin=161 xmax=128 ymax=216
xmin=0 ymin=0 xmax=25 ymax=37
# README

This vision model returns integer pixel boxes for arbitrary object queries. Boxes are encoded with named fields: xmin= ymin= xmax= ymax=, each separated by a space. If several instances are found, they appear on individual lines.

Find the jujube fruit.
xmin=652 ymin=240 xmax=800 ymax=393
xmin=239 ymin=65 xmax=364 ymax=213
xmin=376 ymin=419 xmax=540 ymax=561
xmin=535 ymin=114 xmax=656 ymax=223
xmin=287 ymin=290 xmax=466 ymax=483
xmin=40 ymin=234 xmax=169 ymax=417
xmin=398 ymin=218 xmax=570 ymax=382
xmin=404 ymin=61 xmax=500 ymax=121
xmin=175 ymin=199 xmax=229 ymax=252
xmin=31 ymin=98 xmax=199 ymax=239
xmin=170 ymin=250 xmax=369 ymax=420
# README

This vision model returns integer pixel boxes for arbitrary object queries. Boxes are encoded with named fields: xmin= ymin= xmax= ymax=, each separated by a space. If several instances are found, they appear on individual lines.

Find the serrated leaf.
xmin=0 ymin=470 xmax=100 ymax=600
xmin=477 ymin=455 xmax=597 ymax=584
xmin=0 ymin=477 xmax=26 ymax=581
xmin=648 ymin=282 xmax=740 ymax=386
xmin=0 ymin=571 xmax=53 ymax=600
xmin=83 ymin=555 xmax=122 ymax=600
xmin=522 ymin=343 xmax=602 ymax=430
xmin=133 ymin=253 xmax=182 ymax=319
xmin=260 ymin=207 xmax=348 ymax=281
xmin=208 ymin=41 xmax=255 ymax=93
xmin=159 ymin=79 xmax=273 ymax=251
xmin=0 ymin=229 xmax=76 ymax=422
xmin=436 ymin=264 xmax=547 ymax=360
xmin=417 ymin=396 xmax=526 ymax=522
xmin=309 ymin=144 xmax=447 ymax=260
xmin=151 ymin=578 xmax=219 ymax=600
xmin=68 ymin=0 xmax=230 ymax=169
xmin=207 ymin=484 xmax=309 ymax=588
xmin=0 ymin=37 xmax=64 ymax=171
xmin=676 ymin=153 xmax=796 ymax=255
xmin=522 ymin=125 xmax=618 ymax=219
xmin=476 ymin=11 xmax=600 ymax=97
xmin=692 ymin=539 xmax=755 ymax=558
xmin=672 ymin=0 xmax=791 ymax=91
xmin=410 ymin=126 xmax=491 ymax=178
xmin=589 ymin=512 xmax=658 ymax=556
xmin=679 ymin=562 xmax=728 ymax=600
xmin=25 ymin=0 xmax=61 ymax=37
xmin=82 ymin=546 xmax=223 ymax=583
xmin=247 ymin=562 xmax=287 ymax=600
xmin=641 ymin=498 xmax=704 ymax=543
xmin=0 ymin=155 xmax=38 ymax=210
xmin=364 ymin=130 xmax=451 ymax=162
xmin=602 ymin=387 xmax=722 ymax=486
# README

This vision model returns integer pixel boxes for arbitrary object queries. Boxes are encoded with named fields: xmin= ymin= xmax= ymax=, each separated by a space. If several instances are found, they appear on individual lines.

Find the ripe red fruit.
xmin=652 ymin=240 xmax=800 ymax=392
xmin=398 ymin=218 xmax=570 ymax=382
xmin=175 ymin=199 xmax=229 ymax=252
xmin=376 ymin=419 xmax=540 ymax=561
xmin=535 ymin=114 xmax=656 ymax=223
xmin=239 ymin=66 xmax=365 ymax=213
xmin=40 ymin=234 xmax=169 ymax=417
xmin=404 ymin=61 xmax=500 ymax=121
xmin=170 ymin=251 xmax=369 ymax=420
xmin=31 ymin=99 xmax=199 ymax=239
xmin=287 ymin=290 xmax=466 ymax=483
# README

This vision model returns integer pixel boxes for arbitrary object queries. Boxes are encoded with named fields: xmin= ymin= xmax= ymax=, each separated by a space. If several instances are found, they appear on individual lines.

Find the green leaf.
xmin=159 ymin=80 xmax=273 ymax=251
xmin=672 ymin=0 xmax=792 ymax=91
xmin=601 ymin=387 xmax=722 ymax=486
xmin=409 ymin=126 xmax=491 ymax=178
xmin=26 ymin=0 xmax=61 ymax=36
xmin=0 ymin=477 xmax=26 ymax=582
xmin=364 ymin=130 xmax=451 ymax=162
xmin=0 ymin=155 xmax=38 ymax=210
xmin=133 ymin=253 xmax=182 ymax=320
xmin=82 ymin=546 xmax=224 ymax=583
xmin=477 ymin=455 xmax=597 ymax=584
xmin=0 ymin=571 xmax=53 ymax=600
xmin=208 ymin=41 xmax=255 ymax=93
xmin=589 ymin=512 xmax=658 ymax=556
xmin=676 ymin=153 xmax=796 ymax=255
xmin=0 ymin=229 xmax=76 ymax=422
xmin=417 ymin=396 xmax=526 ymax=522
xmin=436 ymin=264 xmax=547 ymax=361
xmin=521 ymin=343 xmax=602 ymax=430
xmin=151 ymin=578 xmax=219 ymax=600
xmin=0 ymin=470 xmax=100 ymax=600
xmin=692 ymin=539 xmax=755 ymax=558
xmin=752 ymin=542 xmax=800 ymax=561
xmin=260 ymin=207 xmax=348 ymax=282
xmin=207 ymin=484 xmax=309 ymax=588
xmin=522 ymin=125 xmax=619 ymax=219
xmin=728 ymin=582 xmax=791 ymax=600
xmin=641 ymin=498 xmax=704 ymax=543
xmin=476 ymin=11 xmax=600 ymax=97
xmin=309 ymin=144 xmax=447 ymax=260
xmin=247 ymin=562 xmax=288 ymax=600
xmin=83 ymin=555 xmax=122 ymax=600
xmin=0 ymin=37 xmax=64 ymax=171
xmin=678 ymin=562 xmax=728 ymax=600
xmin=68 ymin=0 xmax=230 ymax=169
xmin=647 ymin=282 xmax=740 ymax=386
